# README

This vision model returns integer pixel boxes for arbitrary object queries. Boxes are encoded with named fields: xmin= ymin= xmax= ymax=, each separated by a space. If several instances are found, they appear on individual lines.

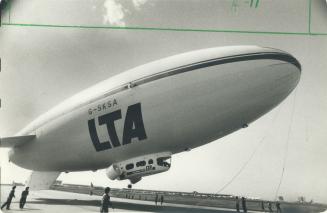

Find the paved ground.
xmin=0 ymin=186 xmax=262 ymax=213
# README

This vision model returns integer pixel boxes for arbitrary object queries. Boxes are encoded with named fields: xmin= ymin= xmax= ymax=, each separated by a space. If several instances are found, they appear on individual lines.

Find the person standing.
xmin=261 ymin=201 xmax=265 ymax=212
xmin=268 ymin=202 xmax=273 ymax=212
xmin=160 ymin=195 xmax=164 ymax=206
xmin=241 ymin=197 xmax=247 ymax=213
xmin=100 ymin=187 xmax=113 ymax=213
xmin=90 ymin=182 xmax=94 ymax=196
xmin=1 ymin=186 xmax=16 ymax=210
xmin=235 ymin=196 xmax=240 ymax=212
xmin=19 ymin=187 xmax=29 ymax=209
xmin=155 ymin=193 xmax=158 ymax=206
xmin=276 ymin=201 xmax=282 ymax=213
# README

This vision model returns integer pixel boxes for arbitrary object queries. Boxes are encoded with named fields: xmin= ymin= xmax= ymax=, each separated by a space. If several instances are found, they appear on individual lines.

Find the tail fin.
xmin=0 ymin=135 xmax=36 ymax=148
xmin=26 ymin=171 xmax=61 ymax=190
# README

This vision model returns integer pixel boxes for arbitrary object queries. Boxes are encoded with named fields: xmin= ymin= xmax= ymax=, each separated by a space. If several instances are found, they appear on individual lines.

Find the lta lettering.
xmin=88 ymin=103 xmax=147 ymax=152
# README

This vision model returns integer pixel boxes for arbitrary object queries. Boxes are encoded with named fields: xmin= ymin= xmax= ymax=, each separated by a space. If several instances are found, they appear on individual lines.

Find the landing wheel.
xmin=128 ymin=184 xmax=132 ymax=189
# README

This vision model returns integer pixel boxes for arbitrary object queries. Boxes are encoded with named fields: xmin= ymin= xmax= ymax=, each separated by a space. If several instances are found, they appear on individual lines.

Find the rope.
xmin=216 ymin=135 xmax=266 ymax=194
xmin=215 ymin=103 xmax=283 ymax=194
xmin=274 ymin=90 xmax=297 ymax=200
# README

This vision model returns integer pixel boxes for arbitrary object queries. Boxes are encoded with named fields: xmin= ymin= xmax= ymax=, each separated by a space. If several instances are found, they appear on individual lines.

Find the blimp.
xmin=0 ymin=46 xmax=301 ymax=189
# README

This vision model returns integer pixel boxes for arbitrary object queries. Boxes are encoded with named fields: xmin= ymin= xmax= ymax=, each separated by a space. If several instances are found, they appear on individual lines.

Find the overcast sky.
xmin=1 ymin=0 xmax=327 ymax=203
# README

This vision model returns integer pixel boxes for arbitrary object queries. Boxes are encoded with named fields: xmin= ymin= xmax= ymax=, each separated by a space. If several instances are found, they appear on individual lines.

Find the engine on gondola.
xmin=106 ymin=152 xmax=171 ymax=184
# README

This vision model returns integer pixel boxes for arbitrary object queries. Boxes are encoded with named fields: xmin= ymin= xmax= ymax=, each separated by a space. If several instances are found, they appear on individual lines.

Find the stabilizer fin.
xmin=0 ymin=135 xmax=36 ymax=148
xmin=26 ymin=171 xmax=61 ymax=190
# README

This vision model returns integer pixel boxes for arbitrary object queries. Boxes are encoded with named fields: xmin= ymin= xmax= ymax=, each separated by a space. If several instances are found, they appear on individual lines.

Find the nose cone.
xmin=274 ymin=49 xmax=301 ymax=80
xmin=193 ymin=48 xmax=302 ymax=134
xmin=265 ymin=51 xmax=301 ymax=99
xmin=232 ymin=50 xmax=301 ymax=124
xmin=289 ymin=56 xmax=301 ymax=87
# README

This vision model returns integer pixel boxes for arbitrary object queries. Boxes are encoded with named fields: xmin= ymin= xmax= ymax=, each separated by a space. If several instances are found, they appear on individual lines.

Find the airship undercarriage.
xmin=106 ymin=152 xmax=172 ymax=186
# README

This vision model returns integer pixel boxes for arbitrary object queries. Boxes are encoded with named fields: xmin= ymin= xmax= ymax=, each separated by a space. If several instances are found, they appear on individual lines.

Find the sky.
xmin=0 ymin=0 xmax=327 ymax=203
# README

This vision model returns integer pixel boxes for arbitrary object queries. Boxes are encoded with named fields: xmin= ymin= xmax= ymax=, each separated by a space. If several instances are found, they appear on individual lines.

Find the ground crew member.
xmin=235 ymin=196 xmax=240 ymax=212
xmin=1 ymin=186 xmax=16 ymax=210
xmin=155 ymin=193 xmax=158 ymax=205
xmin=261 ymin=201 xmax=265 ymax=212
xmin=160 ymin=195 xmax=164 ymax=206
xmin=19 ymin=187 xmax=29 ymax=209
xmin=241 ymin=197 xmax=247 ymax=212
xmin=90 ymin=182 xmax=94 ymax=196
xmin=276 ymin=201 xmax=282 ymax=213
xmin=268 ymin=202 xmax=273 ymax=212
xmin=100 ymin=187 xmax=113 ymax=213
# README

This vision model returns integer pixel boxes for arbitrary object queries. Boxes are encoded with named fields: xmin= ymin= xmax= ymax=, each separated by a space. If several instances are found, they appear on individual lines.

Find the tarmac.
xmin=0 ymin=185 xmax=262 ymax=213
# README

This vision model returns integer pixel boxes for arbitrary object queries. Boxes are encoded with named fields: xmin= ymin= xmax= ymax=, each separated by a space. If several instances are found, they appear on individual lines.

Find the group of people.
xmin=261 ymin=201 xmax=282 ymax=212
xmin=235 ymin=196 xmax=282 ymax=212
xmin=7 ymin=185 xmax=286 ymax=213
xmin=235 ymin=196 xmax=248 ymax=212
xmin=154 ymin=193 xmax=164 ymax=206
xmin=100 ymin=188 xmax=166 ymax=212
xmin=1 ymin=185 xmax=163 ymax=213
xmin=1 ymin=186 xmax=29 ymax=210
